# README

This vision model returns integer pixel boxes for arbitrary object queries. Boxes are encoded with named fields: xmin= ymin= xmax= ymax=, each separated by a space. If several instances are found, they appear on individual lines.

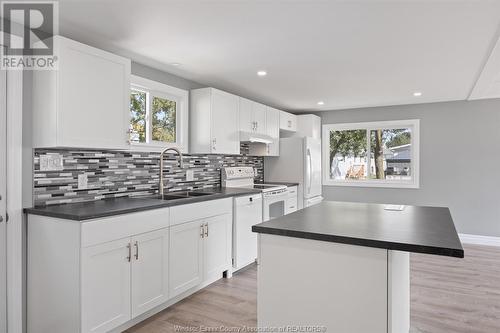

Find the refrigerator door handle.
xmin=307 ymin=148 xmax=312 ymax=195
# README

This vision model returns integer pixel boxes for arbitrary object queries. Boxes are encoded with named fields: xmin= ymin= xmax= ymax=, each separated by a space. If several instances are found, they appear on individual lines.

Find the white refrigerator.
xmin=264 ymin=137 xmax=323 ymax=209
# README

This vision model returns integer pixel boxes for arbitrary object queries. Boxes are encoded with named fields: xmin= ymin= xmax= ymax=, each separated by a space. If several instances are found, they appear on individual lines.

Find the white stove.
xmin=222 ymin=167 xmax=288 ymax=220
xmin=222 ymin=167 xmax=286 ymax=194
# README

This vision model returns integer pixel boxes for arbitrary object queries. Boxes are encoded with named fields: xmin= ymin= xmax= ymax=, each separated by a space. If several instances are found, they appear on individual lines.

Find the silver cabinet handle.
xmin=0 ymin=216 xmax=3 ymax=223
xmin=200 ymin=224 xmax=205 ymax=238
xmin=134 ymin=241 xmax=139 ymax=260
xmin=288 ymin=120 xmax=292 ymax=128
xmin=126 ymin=243 xmax=131 ymax=262
xmin=204 ymin=223 xmax=209 ymax=238
xmin=212 ymin=138 xmax=217 ymax=150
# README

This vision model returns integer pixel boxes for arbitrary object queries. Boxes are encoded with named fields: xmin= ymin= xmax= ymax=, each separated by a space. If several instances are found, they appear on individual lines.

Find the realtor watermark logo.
xmin=1 ymin=1 xmax=59 ymax=70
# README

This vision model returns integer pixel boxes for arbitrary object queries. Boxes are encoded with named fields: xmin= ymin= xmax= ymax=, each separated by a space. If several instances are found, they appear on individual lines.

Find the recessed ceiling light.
xmin=257 ymin=70 xmax=267 ymax=76
xmin=170 ymin=63 xmax=181 ymax=66
xmin=317 ymin=101 xmax=325 ymax=106
xmin=413 ymin=92 xmax=422 ymax=97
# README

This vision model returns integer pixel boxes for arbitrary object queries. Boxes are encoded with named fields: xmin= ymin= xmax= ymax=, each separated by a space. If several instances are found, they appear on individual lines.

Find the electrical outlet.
xmin=39 ymin=153 xmax=64 ymax=171
xmin=186 ymin=169 xmax=195 ymax=181
xmin=78 ymin=173 xmax=88 ymax=190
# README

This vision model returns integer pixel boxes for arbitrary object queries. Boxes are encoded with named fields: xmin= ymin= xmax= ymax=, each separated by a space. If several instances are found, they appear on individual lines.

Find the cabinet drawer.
xmin=286 ymin=197 xmax=298 ymax=214
xmin=170 ymin=198 xmax=232 ymax=226
xmin=81 ymin=208 xmax=170 ymax=247
xmin=287 ymin=186 xmax=298 ymax=198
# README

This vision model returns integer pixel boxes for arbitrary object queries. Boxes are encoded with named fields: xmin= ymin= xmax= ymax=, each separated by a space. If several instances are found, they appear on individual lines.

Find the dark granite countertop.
xmin=252 ymin=201 xmax=464 ymax=258
xmin=263 ymin=182 xmax=300 ymax=187
xmin=25 ymin=187 xmax=262 ymax=221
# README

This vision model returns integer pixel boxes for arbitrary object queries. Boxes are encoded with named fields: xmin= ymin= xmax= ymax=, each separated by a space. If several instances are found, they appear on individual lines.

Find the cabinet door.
xmin=266 ymin=107 xmax=280 ymax=156
xmin=131 ymin=228 xmax=169 ymax=318
xmin=58 ymin=37 xmax=131 ymax=149
xmin=252 ymin=102 xmax=267 ymax=135
xmin=279 ymin=111 xmax=297 ymax=132
xmin=239 ymin=97 xmax=254 ymax=133
xmin=211 ymin=89 xmax=240 ymax=154
xmin=204 ymin=213 xmax=232 ymax=283
xmin=81 ymin=238 xmax=131 ymax=333
xmin=169 ymin=221 xmax=204 ymax=297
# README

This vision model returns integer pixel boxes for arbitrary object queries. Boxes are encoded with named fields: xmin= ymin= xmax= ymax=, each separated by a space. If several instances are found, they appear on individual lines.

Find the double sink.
xmin=156 ymin=191 xmax=216 ymax=201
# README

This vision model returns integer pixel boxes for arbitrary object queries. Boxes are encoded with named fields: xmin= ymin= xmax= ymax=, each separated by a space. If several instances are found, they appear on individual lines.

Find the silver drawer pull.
xmin=134 ymin=241 xmax=139 ymax=260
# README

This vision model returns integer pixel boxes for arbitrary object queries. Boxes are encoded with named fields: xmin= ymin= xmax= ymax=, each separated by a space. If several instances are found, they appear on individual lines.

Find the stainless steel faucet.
xmin=159 ymin=147 xmax=184 ymax=196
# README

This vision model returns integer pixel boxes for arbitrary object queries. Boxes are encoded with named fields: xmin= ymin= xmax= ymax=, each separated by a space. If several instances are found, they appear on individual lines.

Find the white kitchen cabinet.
xmin=28 ymin=208 xmax=170 ymax=333
xmin=253 ymin=102 xmax=267 ymax=135
xmin=296 ymin=114 xmax=321 ymax=139
xmin=204 ymin=213 xmax=232 ymax=283
xmin=169 ymin=220 xmax=204 ymax=298
xmin=131 ymin=229 xmax=169 ymax=318
xmin=82 ymin=238 xmax=132 ymax=333
xmin=190 ymin=88 xmax=240 ymax=154
xmin=170 ymin=198 xmax=233 ymax=288
xmin=266 ymin=107 xmax=280 ymax=156
xmin=280 ymin=111 xmax=297 ymax=132
xmin=249 ymin=106 xmax=281 ymax=156
xmin=33 ymin=36 xmax=131 ymax=149
xmin=239 ymin=97 xmax=267 ymax=136
xmin=286 ymin=186 xmax=298 ymax=214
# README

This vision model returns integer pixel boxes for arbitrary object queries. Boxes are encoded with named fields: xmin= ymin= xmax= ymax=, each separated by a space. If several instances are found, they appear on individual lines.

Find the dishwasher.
xmin=233 ymin=194 xmax=263 ymax=271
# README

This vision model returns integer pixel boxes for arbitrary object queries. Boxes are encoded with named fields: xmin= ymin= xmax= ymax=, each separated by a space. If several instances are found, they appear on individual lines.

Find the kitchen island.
xmin=252 ymin=201 xmax=463 ymax=333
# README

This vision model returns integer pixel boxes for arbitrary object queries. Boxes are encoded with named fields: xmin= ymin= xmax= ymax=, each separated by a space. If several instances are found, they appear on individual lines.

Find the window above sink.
xmin=129 ymin=75 xmax=189 ymax=152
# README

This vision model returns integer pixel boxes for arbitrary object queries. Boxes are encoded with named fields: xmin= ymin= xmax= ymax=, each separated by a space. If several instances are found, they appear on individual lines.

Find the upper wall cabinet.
xmin=279 ymin=111 xmax=297 ymax=132
xmin=239 ymin=98 xmax=267 ymax=136
xmin=266 ymin=107 xmax=280 ymax=156
xmin=190 ymin=88 xmax=240 ymax=154
xmin=33 ymin=36 xmax=131 ymax=149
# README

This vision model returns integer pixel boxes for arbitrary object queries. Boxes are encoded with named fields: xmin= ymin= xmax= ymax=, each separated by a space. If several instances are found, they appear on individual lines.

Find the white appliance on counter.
xmin=222 ymin=167 xmax=288 ymax=270
xmin=264 ymin=137 xmax=323 ymax=209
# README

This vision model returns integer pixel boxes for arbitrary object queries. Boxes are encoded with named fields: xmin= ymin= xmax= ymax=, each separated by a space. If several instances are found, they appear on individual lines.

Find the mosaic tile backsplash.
xmin=33 ymin=145 xmax=264 ymax=206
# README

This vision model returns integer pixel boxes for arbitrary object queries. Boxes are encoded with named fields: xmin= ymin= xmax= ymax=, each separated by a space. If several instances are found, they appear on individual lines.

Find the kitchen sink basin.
xmin=157 ymin=191 xmax=217 ymax=200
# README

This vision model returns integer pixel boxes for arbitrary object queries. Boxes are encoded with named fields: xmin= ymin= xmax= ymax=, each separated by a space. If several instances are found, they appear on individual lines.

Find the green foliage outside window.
xmin=130 ymin=90 xmax=146 ymax=143
xmin=152 ymin=96 xmax=176 ymax=143
xmin=129 ymin=89 xmax=177 ymax=144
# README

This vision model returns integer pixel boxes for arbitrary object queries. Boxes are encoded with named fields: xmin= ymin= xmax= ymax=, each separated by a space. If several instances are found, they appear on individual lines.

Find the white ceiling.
xmin=56 ymin=0 xmax=500 ymax=112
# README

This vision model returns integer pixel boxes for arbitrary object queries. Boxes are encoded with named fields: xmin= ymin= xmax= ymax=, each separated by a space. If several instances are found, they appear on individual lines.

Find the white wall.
xmin=317 ymin=98 xmax=500 ymax=237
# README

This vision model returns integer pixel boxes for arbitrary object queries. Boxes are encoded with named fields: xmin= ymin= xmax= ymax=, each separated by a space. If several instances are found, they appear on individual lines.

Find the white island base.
xmin=257 ymin=234 xmax=410 ymax=333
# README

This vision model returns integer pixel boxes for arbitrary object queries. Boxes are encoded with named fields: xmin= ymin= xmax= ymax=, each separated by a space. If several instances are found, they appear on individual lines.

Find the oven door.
xmin=263 ymin=191 xmax=288 ymax=221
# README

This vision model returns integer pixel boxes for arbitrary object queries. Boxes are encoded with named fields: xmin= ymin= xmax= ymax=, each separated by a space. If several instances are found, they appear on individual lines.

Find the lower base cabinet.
xmin=204 ymin=213 xmax=232 ymax=283
xmin=82 ymin=238 xmax=132 ymax=333
xmin=131 ymin=229 xmax=169 ymax=318
xmin=169 ymin=220 xmax=204 ymax=297
xmin=169 ymin=212 xmax=233 ymax=297
xmin=28 ymin=198 xmax=233 ymax=333
xmin=82 ymin=228 xmax=169 ymax=332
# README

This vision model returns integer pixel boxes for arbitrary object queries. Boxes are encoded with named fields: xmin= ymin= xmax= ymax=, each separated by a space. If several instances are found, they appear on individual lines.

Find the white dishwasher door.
xmin=233 ymin=194 xmax=263 ymax=271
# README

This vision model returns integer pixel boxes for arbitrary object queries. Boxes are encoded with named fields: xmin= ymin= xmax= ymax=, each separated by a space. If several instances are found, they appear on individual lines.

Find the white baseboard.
xmin=459 ymin=233 xmax=500 ymax=247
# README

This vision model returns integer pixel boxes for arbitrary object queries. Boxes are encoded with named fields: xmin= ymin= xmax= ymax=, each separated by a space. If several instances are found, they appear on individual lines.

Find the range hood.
xmin=239 ymin=131 xmax=273 ymax=144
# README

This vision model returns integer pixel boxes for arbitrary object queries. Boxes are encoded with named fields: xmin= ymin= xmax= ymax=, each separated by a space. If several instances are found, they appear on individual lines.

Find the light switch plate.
xmin=78 ymin=173 xmax=88 ymax=190
xmin=186 ymin=169 xmax=195 ymax=181
xmin=39 ymin=153 xmax=64 ymax=171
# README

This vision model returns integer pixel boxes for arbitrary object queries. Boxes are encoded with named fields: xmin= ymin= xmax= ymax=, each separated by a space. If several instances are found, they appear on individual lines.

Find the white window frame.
xmin=129 ymin=75 xmax=189 ymax=152
xmin=322 ymin=119 xmax=420 ymax=188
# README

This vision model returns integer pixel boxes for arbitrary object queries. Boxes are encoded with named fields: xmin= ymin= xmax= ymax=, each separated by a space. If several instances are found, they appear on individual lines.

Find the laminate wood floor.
xmin=127 ymin=244 xmax=500 ymax=333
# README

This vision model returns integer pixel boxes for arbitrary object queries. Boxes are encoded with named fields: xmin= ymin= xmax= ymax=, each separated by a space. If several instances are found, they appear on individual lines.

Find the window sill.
xmin=323 ymin=180 xmax=419 ymax=189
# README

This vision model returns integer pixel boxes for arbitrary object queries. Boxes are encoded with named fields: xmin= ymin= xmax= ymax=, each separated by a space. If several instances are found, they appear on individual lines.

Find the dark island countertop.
xmin=25 ymin=187 xmax=262 ymax=221
xmin=252 ymin=201 xmax=464 ymax=258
